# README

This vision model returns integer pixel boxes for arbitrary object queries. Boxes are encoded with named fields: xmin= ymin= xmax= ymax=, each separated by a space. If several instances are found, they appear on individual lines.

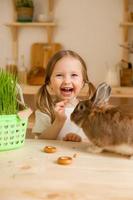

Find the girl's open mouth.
xmin=60 ymin=87 xmax=74 ymax=96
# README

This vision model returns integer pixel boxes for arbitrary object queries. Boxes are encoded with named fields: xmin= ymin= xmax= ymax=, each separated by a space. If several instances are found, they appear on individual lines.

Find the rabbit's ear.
xmin=91 ymin=82 xmax=111 ymax=106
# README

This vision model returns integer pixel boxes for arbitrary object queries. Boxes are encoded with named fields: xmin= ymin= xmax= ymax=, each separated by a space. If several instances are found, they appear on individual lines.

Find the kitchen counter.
xmin=21 ymin=84 xmax=133 ymax=98
xmin=1 ymin=139 xmax=133 ymax=199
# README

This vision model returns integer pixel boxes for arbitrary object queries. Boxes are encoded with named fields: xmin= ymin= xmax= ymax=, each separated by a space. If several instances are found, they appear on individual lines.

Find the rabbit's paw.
xmin=87 ymin=144 xmax=103 ymax=154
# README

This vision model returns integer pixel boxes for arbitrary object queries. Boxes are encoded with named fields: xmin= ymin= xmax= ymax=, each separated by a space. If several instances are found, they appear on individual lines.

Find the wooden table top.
xmin=1 ymin=139 xmax=133 ymax=200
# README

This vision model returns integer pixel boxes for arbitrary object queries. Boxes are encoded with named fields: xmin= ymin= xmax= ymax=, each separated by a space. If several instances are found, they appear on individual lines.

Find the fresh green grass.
xmin=0 ymin=69 xmax=19 ymax=115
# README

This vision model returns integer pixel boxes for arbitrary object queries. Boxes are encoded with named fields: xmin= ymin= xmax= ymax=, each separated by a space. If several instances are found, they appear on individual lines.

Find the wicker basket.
xmin=0 ymin=114 xmax=28 ymax=151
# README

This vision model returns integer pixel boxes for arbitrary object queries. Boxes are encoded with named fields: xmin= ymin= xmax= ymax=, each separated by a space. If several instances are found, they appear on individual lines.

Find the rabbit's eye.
xmin=78 ymin=103 xmax=86 ymax=111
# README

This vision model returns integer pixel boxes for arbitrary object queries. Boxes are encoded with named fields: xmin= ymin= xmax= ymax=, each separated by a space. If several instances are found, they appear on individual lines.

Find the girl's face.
xmin=49 ymin=56 xmax=84 ymax=101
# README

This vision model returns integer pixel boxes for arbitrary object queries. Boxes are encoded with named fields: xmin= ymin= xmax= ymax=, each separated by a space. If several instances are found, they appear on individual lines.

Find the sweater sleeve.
xmin=32 ymin=110 xmax=51 ymax=134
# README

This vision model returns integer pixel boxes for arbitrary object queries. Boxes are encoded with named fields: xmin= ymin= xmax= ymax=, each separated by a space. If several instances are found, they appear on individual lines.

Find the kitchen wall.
xmin=0 ymin=0 xmax=123 ymax=85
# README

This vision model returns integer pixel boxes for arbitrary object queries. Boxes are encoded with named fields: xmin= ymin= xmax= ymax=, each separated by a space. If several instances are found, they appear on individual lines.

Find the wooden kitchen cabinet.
xmin=6 ymin=0 xmax=56 ymax=65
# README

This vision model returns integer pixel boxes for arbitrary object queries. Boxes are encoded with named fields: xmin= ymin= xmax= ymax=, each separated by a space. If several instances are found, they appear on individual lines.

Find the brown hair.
xmin=36 ymin=50 xmax=95 ymax=122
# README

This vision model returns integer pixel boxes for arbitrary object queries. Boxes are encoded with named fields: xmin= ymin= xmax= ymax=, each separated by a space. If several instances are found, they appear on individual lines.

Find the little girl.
xmin=32 ymin=50 xmax=95 ymax=142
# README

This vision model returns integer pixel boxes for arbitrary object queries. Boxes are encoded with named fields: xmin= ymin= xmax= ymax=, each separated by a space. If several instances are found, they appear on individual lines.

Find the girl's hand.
xmin=63 ymin=133 xmax=82 ymax=142
xmin=54 ymin=100 xmax=68 ymax=122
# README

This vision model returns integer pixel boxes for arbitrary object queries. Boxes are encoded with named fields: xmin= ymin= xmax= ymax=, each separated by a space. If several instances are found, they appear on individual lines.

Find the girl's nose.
xmin=63 ymin=75 xmax=71 ymax=83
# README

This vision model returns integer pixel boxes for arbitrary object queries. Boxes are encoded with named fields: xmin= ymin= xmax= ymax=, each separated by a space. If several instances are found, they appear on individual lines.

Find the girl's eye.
xmin=71 ymin=73 xmax=78 ymax=77
xmin=56 ymin=74 xmax=63 ymax=77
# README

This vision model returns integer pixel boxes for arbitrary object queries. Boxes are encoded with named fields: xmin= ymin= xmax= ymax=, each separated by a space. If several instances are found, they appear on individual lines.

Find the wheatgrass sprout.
xmin=0 ymin=69 xmax=19 ymax=115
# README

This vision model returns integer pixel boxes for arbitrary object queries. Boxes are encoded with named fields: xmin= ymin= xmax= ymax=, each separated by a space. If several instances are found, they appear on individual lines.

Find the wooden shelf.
xmin=6 ymin=21 xmax=56 ymax=64
xmin=120 ymin=22 xmax=133 ymax=26
xmin=6 ymin=0 xmax=56 ymax=65
xmin=6 ymin=22 xmax=56 ymax=27
xmin=21 ymin=84 xmax=41 ymax=95
xmin=111 ymin=86 xmax=133 ymax=98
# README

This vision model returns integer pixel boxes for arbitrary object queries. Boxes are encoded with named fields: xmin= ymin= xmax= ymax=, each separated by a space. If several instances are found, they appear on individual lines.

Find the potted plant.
xmin=15 ymin=0 xmax=34 ymax=22
xmin=0 ymin=69 xmax=32 ymax=151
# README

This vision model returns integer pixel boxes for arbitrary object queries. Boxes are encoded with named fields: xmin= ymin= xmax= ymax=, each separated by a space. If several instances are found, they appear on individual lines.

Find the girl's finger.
xmin=56 ymin=100 xmax=68 ymax=107
xmin=71 ymin=134 xmax=77 ymax=141
xmin=68 ymin=134 xmax=81 ymax=142
xmin=75 ymin=136 xmax=81 ymax=142
xmin=69 ymin=134 xmax=75 ymax=141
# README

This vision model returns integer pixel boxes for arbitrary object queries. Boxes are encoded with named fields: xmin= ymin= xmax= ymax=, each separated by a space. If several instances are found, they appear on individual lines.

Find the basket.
xmin=0 ymin=114 xmax=28 ymax=151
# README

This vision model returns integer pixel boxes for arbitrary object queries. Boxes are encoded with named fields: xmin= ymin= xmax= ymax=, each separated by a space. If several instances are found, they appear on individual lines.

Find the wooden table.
xmin=1 ymin=139 xmax=133 ymax=200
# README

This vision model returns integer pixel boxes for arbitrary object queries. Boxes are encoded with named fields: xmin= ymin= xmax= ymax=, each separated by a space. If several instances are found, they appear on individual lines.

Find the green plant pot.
xmin=17 ymin=7 xmax=33 ymax=22
xmin=0 ymin=114 xmax=28 ymax=151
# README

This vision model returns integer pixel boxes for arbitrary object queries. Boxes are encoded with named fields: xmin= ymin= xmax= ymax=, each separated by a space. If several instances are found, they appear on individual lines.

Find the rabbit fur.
xmin=71 ymin=82 xmax=133 ymax=156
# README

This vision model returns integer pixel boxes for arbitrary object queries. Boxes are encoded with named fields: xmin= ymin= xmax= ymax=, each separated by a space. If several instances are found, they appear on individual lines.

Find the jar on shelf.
xmin=17 ymin=55 xmax=27 ymax=84
xmin=105 ymin=62 xmax=120 ymax=87
xmin=6 ymin=58 xmax=18 ymax=77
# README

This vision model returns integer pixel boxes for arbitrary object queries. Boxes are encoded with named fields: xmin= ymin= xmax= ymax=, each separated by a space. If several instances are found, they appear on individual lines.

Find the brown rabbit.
xmin=71 ymin=82 xmax=133 ymax=156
